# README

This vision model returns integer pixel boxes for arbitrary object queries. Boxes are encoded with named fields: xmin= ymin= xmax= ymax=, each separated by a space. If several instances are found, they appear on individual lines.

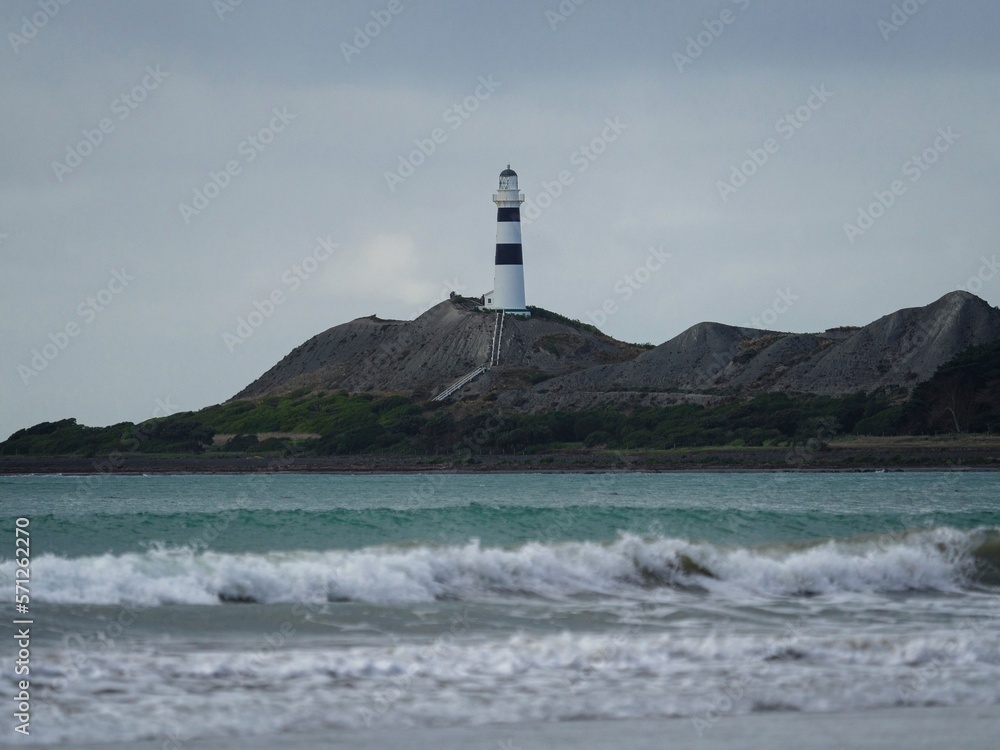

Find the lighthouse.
xmin=483 ymin=165 xmax=530 ymax=317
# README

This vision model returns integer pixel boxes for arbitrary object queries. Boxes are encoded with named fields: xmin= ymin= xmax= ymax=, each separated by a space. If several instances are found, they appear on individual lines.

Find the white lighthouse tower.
xmin=483 ymin=165 xmax=530 ymax=317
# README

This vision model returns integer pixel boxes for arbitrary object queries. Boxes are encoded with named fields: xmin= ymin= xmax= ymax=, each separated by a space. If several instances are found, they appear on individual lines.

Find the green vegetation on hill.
xmin=904 ymin=338 xmax=1000 ymax=434
xmin=449 ymin=391 xmax=881 ymax=453
xmin=0 ymin=389 xmax=916 ymax=459
xmin=1 ymin=419 xmax=129 ymax=456
xmin=843 ymin=338 xmax=1000 ymax=436
xmin=4 ymin=339 xmax=998 ymax=459
xmin=1 ymin=392 xmax=442 ymax=458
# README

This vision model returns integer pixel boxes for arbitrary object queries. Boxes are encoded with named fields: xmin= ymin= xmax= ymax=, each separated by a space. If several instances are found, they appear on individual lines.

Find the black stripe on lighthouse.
xmin=495 ymin=206 xmax=522 ymax=266
xmin=495 ymin=244 xmax=523 ymax=265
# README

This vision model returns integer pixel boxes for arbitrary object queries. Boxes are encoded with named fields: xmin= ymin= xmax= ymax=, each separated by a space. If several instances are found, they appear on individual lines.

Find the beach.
xmin=31 ymin=706 xmax=1000 ymax=750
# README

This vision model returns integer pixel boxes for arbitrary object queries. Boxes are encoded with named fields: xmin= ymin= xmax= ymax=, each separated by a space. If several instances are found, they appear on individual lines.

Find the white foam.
xmin=12 ymin=527 xmax=991 ymax=607
xmin=16 ymin=627 xmax=1000 ymax=744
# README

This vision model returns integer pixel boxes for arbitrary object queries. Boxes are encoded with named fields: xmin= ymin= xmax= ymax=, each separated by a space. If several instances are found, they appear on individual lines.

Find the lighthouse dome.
xmin=498 ymin=165 xmax=518 ymax=190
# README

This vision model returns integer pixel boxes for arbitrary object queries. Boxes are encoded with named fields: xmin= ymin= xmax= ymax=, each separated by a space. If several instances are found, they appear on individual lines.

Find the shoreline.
xmin=27 ymin=705 xmax=1000 ymax=750
xmin=3 ymin=441 xmax=999 ymax=475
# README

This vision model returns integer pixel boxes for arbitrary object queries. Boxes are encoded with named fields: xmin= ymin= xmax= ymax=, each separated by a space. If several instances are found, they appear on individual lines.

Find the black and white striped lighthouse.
xmin=483 ymin=165 xmax=530 ymax=316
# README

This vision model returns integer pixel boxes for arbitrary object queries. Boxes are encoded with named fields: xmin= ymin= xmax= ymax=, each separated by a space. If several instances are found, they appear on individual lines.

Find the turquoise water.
xmin=1 ymin=472 xmax=998 ymax=745
xmin=7 ymin=472 xmax=998 ymax=555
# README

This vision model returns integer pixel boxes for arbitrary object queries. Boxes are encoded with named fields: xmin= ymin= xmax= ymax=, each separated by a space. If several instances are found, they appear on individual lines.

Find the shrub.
xmin=227 ymin=434 xmax=260 ymax=452
xmin=584 ymin=431 xmax=614 ymax=448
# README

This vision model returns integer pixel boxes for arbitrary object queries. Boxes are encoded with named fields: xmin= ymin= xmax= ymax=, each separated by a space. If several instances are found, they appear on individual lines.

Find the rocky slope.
xmin=234 ymin=291 xmax=1000 ymax=407
xmin=535 ymin=291 xmax=1000 ymax=399
xmin=233 ymin=299 xmax=644 ymax=400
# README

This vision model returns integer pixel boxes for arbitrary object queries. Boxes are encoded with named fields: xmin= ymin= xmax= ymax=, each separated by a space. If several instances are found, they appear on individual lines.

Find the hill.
xmin=531 ymin=291 xmax=1000 ymax=399
xmin=236 ymin=291 xmax=1000 ymax=409
xmin=234 ymin=298 xmax=646 ymax=400
xmin=3 ymin=291 xmax=1000 ymax=466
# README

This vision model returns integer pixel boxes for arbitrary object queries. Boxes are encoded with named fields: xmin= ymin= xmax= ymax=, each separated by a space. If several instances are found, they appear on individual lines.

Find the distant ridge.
xmin=538 ymin=291 xmax=1000 ymax=397
xmin=234 ymin=291 xmax=1000 ymax=406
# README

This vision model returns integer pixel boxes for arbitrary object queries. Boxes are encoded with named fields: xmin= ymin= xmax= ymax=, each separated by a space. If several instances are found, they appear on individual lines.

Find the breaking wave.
xmin=17 ymin=526 xmax=1000 ymax=606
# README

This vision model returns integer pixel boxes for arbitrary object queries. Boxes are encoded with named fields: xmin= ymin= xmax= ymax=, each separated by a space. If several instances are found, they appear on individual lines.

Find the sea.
xmin=1 ymin=471 xmax=999 ymax=748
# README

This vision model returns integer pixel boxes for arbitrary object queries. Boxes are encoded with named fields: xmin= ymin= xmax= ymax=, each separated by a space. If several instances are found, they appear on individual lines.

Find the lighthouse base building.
xmin=482 ymin=166 xmax=531 ymax=318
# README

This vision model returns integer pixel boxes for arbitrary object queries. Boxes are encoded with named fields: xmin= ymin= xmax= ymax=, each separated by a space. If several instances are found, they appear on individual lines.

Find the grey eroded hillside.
xmin=233 ymin=299 xmax=642 ymax=400
xmin=535 ymin=291 xmax=1000 ymax=399
xmin=234 ymin=291 xmax=1000 ymax=409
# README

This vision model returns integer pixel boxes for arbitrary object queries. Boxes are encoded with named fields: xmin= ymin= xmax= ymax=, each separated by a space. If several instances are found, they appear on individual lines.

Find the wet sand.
xmin=32 ymin=705 xmax=1000 ymax=750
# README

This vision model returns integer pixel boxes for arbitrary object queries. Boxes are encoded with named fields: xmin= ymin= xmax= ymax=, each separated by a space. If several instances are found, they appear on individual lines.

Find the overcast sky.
xmin=3 ymin=0 xmax=999 ymax=439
